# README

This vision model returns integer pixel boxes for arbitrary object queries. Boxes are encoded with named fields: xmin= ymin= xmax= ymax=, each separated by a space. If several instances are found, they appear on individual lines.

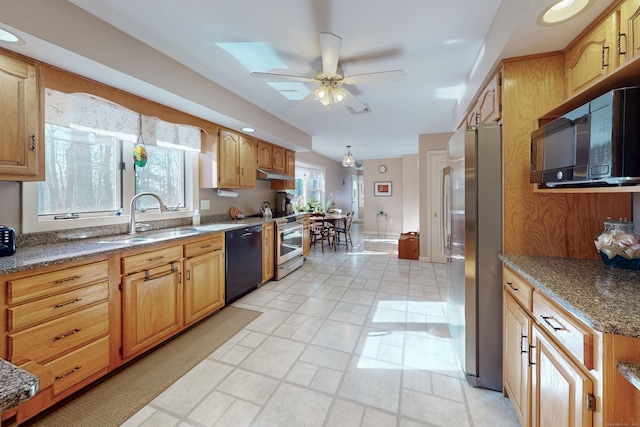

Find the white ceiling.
xmin=0 ymin=0 xmax=612 ymax=164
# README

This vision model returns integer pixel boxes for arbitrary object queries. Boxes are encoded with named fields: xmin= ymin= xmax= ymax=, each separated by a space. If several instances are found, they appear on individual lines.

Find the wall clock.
xmin=378 ymin=165 xmax=387 ymax=173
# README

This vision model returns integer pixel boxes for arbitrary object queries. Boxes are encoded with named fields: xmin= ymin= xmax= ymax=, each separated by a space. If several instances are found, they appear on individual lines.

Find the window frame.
xmin=22 ymin=136 xmax=199 ymax=234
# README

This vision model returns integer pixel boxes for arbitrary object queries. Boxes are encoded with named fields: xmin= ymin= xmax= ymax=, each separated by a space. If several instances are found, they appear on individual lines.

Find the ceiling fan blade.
xmin=320 ymin=33 xmax=341 ymax=77
xmin=343 ymin=70 xmax=406 ymax=85
xmin=342 ymin=88 xmax=368 ymax=113
xmin=250 ymin=72 xmax=316 ymax=83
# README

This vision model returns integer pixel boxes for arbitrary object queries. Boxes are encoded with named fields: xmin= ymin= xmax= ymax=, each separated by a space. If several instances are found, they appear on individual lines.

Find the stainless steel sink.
xmin=194 ymin=224 xmax=238 ymax=232
xmin=136 ymin=228 xmax=200 ymax=241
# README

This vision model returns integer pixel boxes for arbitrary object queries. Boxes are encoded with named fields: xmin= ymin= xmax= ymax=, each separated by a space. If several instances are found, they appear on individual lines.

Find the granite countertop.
xmin=617 ymin=362 xmax=640 ymax=392
xmin=0 ymin=216 xmax=284 ymax=276
xmin=500 ymin=254 xmax=640 ymax=338
xmin=0 ymin=359 xmax=38 ymax=413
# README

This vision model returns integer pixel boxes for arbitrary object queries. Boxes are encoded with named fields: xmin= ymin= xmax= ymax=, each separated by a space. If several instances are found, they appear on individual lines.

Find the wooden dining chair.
xmin=333 ymin=211 xmax=354 ymax=249
xmin=310 ymin=214 xmax=332 ymax=251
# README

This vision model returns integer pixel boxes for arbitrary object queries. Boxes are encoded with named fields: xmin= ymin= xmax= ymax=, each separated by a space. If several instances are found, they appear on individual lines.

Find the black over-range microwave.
xmin=530 ymin=86 xmax=640 ymax=187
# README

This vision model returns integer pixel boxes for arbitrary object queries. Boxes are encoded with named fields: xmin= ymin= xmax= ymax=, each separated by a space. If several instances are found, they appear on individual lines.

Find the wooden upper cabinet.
xmin=465 ymin=101 xmax=479 ymax=127
xmin=565 ymin=10 xmax=619 ymax=96
xmin=478 ymin=70 xmax=501 ymax=123
xmin=257 ymin=140 xmax=273 ymax=169
xmin=218 ymin=129 xmax=256 ymax=188
xmin=0 ymin=52 xmax=44 ymax=181
xmin=238 ymin=135 xmax=256 ymax=188
xmin=270 ymin=149 xmax=296 ymax=190
xmin=271 ymin=145 xmax=286 ymax=172
xmin=620 ymin=0 xmax=640 ymax=65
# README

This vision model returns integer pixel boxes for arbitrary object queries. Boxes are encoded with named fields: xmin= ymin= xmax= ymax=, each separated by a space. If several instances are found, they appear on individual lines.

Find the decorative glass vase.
xmin=594 ymin=218 xmax=640 ymax=269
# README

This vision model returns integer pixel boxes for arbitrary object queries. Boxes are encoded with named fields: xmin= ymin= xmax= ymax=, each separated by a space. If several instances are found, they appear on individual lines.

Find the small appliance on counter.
xmin=0 ymin=226 xmax=16 ymax=257
xmin=260 ymin=202 xmax=272 ymax=218
xmin=275 ymin=191 xmax=294 ymax=216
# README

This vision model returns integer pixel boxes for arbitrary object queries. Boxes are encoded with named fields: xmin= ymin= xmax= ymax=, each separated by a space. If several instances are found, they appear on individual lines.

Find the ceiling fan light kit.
xmin=251 ymin=32 xmax=405 ymax=111
xmin=342 ymin=145 xmax=355 ymax=168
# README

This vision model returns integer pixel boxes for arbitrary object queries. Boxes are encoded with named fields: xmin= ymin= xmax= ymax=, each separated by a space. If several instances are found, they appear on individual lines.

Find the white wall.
xmin=402 ymin=154 xmax=419 ymax=233
xmin=363 ymin=158 xmax=403 ymax=236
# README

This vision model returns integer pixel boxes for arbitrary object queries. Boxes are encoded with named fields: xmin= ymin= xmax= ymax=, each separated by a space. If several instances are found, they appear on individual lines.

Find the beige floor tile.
xmin=217 ymin=368 xmax=279 ymax=404
xmin=253 ymin=383 xmax=332 ymax=427
xmin=240 ymin=336 xmax=306 ymax=378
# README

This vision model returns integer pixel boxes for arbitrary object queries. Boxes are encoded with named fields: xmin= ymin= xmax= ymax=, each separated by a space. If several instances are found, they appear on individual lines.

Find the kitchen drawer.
xmin=7 ymin=260 xmax=108 ymax=305
xmin=8 ymin=281 xmax=108 ymax=333
xmin=503 ymin=266 xmax=533 ymax=311
xmin=121 ymin=246 xmax=182 ymax=275
xmin=184 ymin=234 xmax=224 ymax=259
xmin=8 ymin=302 xmax=109 ymax=365
xmin=45 ymin=336 xmax=109 ymax=396
xmin=532 ymin=292 xmax=594 ymax=370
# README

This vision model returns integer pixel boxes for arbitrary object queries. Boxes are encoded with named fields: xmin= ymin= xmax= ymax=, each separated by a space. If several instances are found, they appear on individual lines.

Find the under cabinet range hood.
xmin=256 ymin=168 xmax=294 ymax=181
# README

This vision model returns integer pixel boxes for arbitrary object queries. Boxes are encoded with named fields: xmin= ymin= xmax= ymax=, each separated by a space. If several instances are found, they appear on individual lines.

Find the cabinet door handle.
xmin=30 ymin=135 xmax=36 ymax=151
xmin=541 ymin=315 xmax=565 ymax=331
xmin=187 ymin=269 xmax=191 ymax=281
xmin=53 ymin=328 xmax=81 ymax=342
xmin=601 ymin=45 xmax=610 ymax=69
xmin=144 ymin=262 xmax=177 ymax=282
xmin=520 ymin=334 xmax=528 ymax=353
xmin=618 ymin=31 xmax=627 ymax=55
xmin=507 ymin=281 xmax=519 ymax=291
xmin=53 ymin=298 xmax=82 ymax=309
xmin=53 ymin=275 xmax=82 ymax=285
xmin=528 ymin=344 xmax=536 ymax=366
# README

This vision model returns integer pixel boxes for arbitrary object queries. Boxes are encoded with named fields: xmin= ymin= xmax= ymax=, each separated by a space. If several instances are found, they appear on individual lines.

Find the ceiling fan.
xmin=251 ymin=33 xmax=405 ymax=112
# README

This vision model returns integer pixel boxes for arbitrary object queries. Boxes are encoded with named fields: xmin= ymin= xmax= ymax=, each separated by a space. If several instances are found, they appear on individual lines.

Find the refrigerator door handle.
xmin=441 ymin=166 xmax=451 ymax=256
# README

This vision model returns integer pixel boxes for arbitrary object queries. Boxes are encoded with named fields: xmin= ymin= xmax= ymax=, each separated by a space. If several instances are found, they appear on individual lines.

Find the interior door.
xmin=429 ymin=150 xmax=447 ymax=263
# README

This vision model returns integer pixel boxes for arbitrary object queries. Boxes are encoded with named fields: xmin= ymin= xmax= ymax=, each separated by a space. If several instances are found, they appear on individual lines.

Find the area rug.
xmin=27 ymin=306 xmax=261 ymax=427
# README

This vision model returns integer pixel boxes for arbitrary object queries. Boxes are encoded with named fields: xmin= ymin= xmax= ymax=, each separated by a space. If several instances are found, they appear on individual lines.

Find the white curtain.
xmin=45 ymin=89 xmax=201 ymax=151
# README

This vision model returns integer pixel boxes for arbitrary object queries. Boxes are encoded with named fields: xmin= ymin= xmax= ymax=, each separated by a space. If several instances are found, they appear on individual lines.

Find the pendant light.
xmin=342 ymin=145 xmax=355 ymax=167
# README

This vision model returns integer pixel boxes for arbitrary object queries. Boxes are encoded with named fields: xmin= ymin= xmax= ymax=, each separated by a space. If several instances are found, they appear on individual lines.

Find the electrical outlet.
xmin=389 ymin=217 xmax=393 ymax=223
xmin=200 ymin=199 xmax=210 ymax=210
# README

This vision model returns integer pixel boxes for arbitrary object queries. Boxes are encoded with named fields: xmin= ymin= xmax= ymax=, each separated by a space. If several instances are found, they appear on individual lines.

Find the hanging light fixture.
xmin=342 ymin=145 xmax=355 ymax=167
xmin=315 ymin=80 xmax=347 ymax=109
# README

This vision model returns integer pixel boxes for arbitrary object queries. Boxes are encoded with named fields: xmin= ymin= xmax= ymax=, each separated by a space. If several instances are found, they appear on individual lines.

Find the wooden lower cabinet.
xmin=184 ymin=236 xmax=225 ymax=325
xmin=1 ymin=258 xmax=111 ymax=424
xmin=302 ymin=215 xmax=311 ymax=258
xmin=121 ymin=259 xmax=183 ymax=359
xmin=503 ymin=293 xmax=531 ymax=426
xmin=262 ymin=222 xmax=275 ymax=282
xmin=531 ymin=324 xmax=594 ymax=427
xmin=503 ymin=265 xmax=597 ymax=427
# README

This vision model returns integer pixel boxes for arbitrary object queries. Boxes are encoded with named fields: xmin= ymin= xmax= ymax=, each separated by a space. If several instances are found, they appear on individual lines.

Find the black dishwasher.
xmin=225 ymin=225 xmax=262 ymax=304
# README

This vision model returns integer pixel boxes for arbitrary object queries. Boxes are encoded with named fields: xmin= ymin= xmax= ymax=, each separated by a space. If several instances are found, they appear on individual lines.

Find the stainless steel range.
xmin=274 ymin=216 xmax=304 ymax=280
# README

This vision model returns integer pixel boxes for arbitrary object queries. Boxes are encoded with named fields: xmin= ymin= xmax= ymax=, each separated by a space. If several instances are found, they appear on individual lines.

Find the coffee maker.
xmin=275 ymin=191 xmax=294 ymax=216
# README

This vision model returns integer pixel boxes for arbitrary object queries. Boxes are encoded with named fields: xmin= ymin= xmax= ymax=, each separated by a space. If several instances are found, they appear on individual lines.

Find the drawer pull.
xmin=53 ymin=275 xmax=81 ymax=285
xmin=53 ymin=328 xmax=81 ymax=342
xmin=55 ymin=366 xmax=82 ymax=381
xmin=200 ymin=244 xmax=213 ymax=249
xmin=541 ymin=315 xmax=565 ymax=332
xmin=147 ymin=256 xmax=165 ymax=262
xmin=53 ymin=298 xmax=82 ymax=309
xmin=520 ymin=334 xmax=528 ymax=353
xmin=506 ymin=281 xmax=519 ymax=291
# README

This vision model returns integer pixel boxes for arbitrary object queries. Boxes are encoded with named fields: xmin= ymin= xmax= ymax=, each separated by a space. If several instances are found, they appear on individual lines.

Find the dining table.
xmin=309 ymin=214 xmax=348 ymax=250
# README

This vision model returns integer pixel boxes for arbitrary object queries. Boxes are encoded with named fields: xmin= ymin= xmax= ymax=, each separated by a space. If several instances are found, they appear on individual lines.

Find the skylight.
xmin=216 ymin=42 xmax=286 ymax=72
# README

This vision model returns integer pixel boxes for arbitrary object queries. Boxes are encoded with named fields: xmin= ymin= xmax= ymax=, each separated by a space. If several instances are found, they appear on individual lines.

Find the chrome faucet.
xmin=128 ymin=192 xmax=168 ymax=234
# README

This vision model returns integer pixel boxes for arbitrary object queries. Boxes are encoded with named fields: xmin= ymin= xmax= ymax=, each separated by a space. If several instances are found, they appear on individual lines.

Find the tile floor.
xmin=122 ymin=224 xmax=520 ymax=427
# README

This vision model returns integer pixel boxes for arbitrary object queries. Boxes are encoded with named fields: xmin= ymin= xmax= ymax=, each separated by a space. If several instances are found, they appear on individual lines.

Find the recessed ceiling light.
xmin=0 ymin=28 xmax=23 ymax=44
xmin=241 ymin=127 xmax=256 ymax=133
xmin=538 ymin=0 xmax=592 ymax=25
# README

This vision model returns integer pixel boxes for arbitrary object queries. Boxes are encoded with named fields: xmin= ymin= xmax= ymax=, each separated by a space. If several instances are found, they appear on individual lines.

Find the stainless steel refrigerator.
xmin=442 ymin=123 xmax=502 ymax=391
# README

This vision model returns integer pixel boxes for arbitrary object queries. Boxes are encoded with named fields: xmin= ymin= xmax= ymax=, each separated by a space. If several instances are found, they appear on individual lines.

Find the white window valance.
xmin=45 ymin=89 xmax=201 ymax=151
